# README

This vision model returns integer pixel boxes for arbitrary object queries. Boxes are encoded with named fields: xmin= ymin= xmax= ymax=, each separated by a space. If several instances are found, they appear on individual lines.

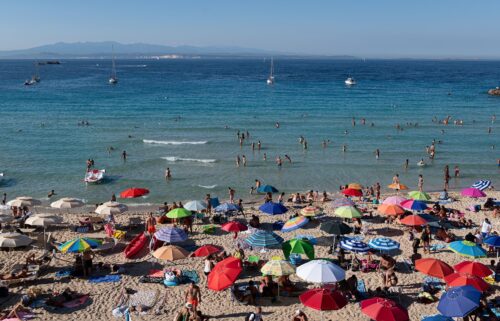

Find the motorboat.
xmin=109 ymin=45 xmax=118 ymax=84
xmin=84 ymin=169 xmax=106 ymax=183
xmin=345 ymin=77 xmax=356 ymax=86
xmin=24 ymin=78 xmax=37 ymax=86
xmin=266 ymin=57 xmax=275 ymax=85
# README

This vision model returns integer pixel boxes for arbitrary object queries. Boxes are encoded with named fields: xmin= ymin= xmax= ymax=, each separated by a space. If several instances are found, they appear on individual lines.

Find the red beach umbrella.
xmin=400 ymin=215 xmax=427 ymax=226
xmin=342 ymin=188 xmax=363 ymax=197
xmin=221 ymin=221 xmax=248 ymax=238
xmin=361 ymin=297 xmax=409 ymax=321
xmin=299 ymin=288 xmax=347 ymax=311
xmin=454 ymin=261 xmax=493 ymax=278
xmin=207 ymin=257 xmax=242 ymax=291
xmin=444 ymin=272 xmax=489 ymax=292
xmin=120 ymin=187 xmax=150 ymax=198
xmin=193 ymin=245 xmax=222 ymax=257
xmin=415 ymin=258 xmax=454 ymax=279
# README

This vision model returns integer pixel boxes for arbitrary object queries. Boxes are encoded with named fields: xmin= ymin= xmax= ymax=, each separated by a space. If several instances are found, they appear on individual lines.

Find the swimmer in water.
xmin=417 ymin=159 xmax=426 ymax=167
xmin=284 ymin=155 xmax=292 ymax=163
xmin=275 ymin=122 xmax=280 ymax=128
xmin=342 ymin=145 xmax=347 ymax=152
xmin=263 ymin=153 xmax=267 ymax=161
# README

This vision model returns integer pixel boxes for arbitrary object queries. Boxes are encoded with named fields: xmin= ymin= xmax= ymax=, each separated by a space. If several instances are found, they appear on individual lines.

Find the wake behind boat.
xmin=84 ymin=169 xmax=106 ymax=184
xmin=266 ymin=57 xmax=275 ymax=85
xmin=109 ymin=46 xmax=118 ymax=84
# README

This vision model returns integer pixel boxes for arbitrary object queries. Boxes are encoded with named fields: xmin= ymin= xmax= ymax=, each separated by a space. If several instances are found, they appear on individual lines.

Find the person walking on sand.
xmin=418 ymin=175 xmax=424 ymax=192
xmin=185 ymin=282 xmax=201 ymax=312
xmin=229 ymin=187 xmax=235 ymax=203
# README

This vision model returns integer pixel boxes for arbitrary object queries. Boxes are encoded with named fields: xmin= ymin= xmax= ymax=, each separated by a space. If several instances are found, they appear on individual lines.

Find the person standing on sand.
xmin=205 ymin=194 xmax=212 ymax=215
xmin=444 ymin=165 xmax=450 ymax=190
xmin=185 ymin=282 xmax=201 ymax=313
xmin=229 ymin=187 xmax=235 ymax=203
xmin=418 ymin=175 xmax=424 ymax=192
xmin=375 ymin=182 xmax=381 ymax=201
xmin=146 ymin=212 xmax=156 ymax=235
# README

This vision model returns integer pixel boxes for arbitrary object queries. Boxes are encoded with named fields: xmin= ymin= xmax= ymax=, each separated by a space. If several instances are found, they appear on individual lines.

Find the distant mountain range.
xmin=0 ymin=41 xmax=357 ymax=59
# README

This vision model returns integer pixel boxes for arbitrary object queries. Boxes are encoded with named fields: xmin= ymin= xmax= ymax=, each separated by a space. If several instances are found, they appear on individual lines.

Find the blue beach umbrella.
xmin=368 ymin=237 xmax=400 ymax=252
xmin=421 ymin=315 xmax=454 ymax=321
xmin=215 ymin=202 xmax=240 ymax=213
xmin=448 ymin=240 xmax=487 ymax=258
xmin=245 ymin=230 xmax=284 ymax=248
xmin=154 ymin=227 xmax=188 ymax=243
xmin=209 ymin=197 xmax=220 ymax=208
xmin=340 ymin=237 xmax=370 ymax=253
xmin=437 ymin=285 xmax=481 ymax=317
xmin=259 ymin=202 xmax=288 ymax=215
xmin=257 ymin=185 xmax=279 ymax=193
xmin=401 ymin=199 xmax=429 ymax=211
xmin=484 ymin=235 xmax=500 ymax=247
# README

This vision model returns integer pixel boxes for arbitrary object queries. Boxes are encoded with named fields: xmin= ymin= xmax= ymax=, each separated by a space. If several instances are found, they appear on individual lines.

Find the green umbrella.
xmin=282 ymin=238 xmax=314 ymax=260
xmin=408 ymin=191 xmax=431 ymax=201
xmin=166 ymin=208 xmax=192 ymax=219
xmin=334 ymin=206 xmax=362 ymax=219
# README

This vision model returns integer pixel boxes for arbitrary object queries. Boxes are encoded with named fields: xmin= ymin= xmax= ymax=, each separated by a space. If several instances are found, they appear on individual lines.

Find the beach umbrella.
xmin=221 ymin=221 xmax=247 ymax=238
xmin=7 ymin=196 xmax=42 ymax=207
xmin=297 ymin=260 xmax=345 ymax=284
xmin=259 ymin=202 xmax=288 ymax=215
xmin=387 ymin=183 xmax=408 ymax=191
xmin=0 ymin=233 xmax=32 ymax=248
xmin=334 ymin=206 xmax=361 ymax=219
xmin=484 ymin=235 xmax=500 ymax=247
xmin=25 ymin=214 xmax=63 ymax=227
xmin=281 ymin=216 xmax=309 ymax=232
xmin=444 ymin=272 xmax=489 ymax=292
xmin=300 ymin=288 xmax=347 ymax=320
xmin=261 ymin=259 xmax=295 ymax=276
xmin=415 ymin=258 xmax=454 ymax=279
xmin=471 ymin=180 xmax=491 ymax=191
xmin=0 ymin=215 xmax=13 ymax=223
xmin=120 ymin=187 xmax=150 ymax=198
xmin=193 ymin=245 xmax=222 ymax=257
xmin=377 ymin=204 xmax=404 ymax=216
xmin=245 ymin=230 xmax=283 ymax=248
xmin=183 ymin=200 xmax=207 ymax=212
xmin=341 ymin=188 xmax=362 ymax=197
xmin=453 ymin=261 xmax=492 ymax=278
xmin=257 ymin=185 xmax=279 ymax=193
xmin=408 ymin=191 xmax=431 ymax=201
xmin=300 ymin=206 xmax=322 ymax=217
xmin=437 ymin=285 xmax=481 ymax=318
xmin=331 ymin=198 xmax=355 ymax=208
xmin=400 ymin=214 xmax=427 ymax=226
xmin=154 ymin=226 xmax=188 ymax=243
xmin=460 ymin=187 xmax=486 ymax=198
xmin=215 ymin=203 xmax=240 ymax=213
xmin=50 ymin=197 xmax=84 ymax=209
xmin=207 ymin=257 xmax=242 ymax=291
xmin=347 ymin=183 xmax=363 ymax=190
xmin=448 ymin=240 xmax=487 ymax=258
xmin=282 ymin=238 xmax=315 ymax=260
xmin=320 ymin=221 xmax=352 ymax=235
xmin=400 ymin=199 xmax=428 ymax=211
xmin=383 ymin=196 xmax=407 ymax=205
xmin=340 ymin=237 xmax=370 ymax=253
xmin=58 ymin=237 xmax=102 ymax=253
xmin=153 ymin=245 xmax=189 ymax=261
xmin=166 ymin=208 xmax=192 ymax=219
xmin=422 ymin=315 xmax=453 ymax=321
xmin=361 ymin=297 xmax=409 ymax=321
xmin=95 ymin=201 xmax=128 ymax=215
xmin=368 ymin=237 xmax=400 ymax=252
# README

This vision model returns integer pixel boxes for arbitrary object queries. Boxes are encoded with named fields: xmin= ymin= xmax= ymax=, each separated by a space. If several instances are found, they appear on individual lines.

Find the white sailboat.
xmin=24 ymin=62 xmax=40 ymax=86
xmin=345 ymin=77 xmax=356 ymax=86
xmin=109 ymin=46 xmax=118 ymax=84
xmin=266 ymin=57 xmax=275 ymax=85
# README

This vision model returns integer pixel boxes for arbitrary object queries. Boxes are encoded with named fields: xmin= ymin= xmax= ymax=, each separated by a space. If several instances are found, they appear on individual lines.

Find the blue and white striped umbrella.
xmin=340 ymin=237 xmax=370 ymax=253
xmin=471 ymin=180 xmax=491 ymax=191
xmin=154 ymin=227 xmax=188 ymax=243
xmin=245 ymin=230 xmax=284 ymax=248
xmin=368 ymin=237 xmax=400 ymax=251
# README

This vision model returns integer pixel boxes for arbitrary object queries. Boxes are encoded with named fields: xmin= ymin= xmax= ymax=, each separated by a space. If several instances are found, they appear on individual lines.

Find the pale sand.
xmin=0 ymin=191 xmax=498 ymax=321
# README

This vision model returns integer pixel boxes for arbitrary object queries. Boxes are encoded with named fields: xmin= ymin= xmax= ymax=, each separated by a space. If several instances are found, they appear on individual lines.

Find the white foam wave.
xmin=162 ymin=157 xmax=216 ymax=163
xmin=144 ymin=139 xmax=208 ymax=145
xmin=197 ymin=184 xmax=217 ymax=189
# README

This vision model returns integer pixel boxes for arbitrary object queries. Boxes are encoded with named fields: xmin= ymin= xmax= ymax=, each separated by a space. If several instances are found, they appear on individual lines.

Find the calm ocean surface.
xmin=0 ymin=59 xmax=499 ymax=204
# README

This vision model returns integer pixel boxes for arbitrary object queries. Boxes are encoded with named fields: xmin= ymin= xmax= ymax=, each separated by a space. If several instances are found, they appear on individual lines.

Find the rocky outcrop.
xmin=488 ymin=87 xmax=500 ymax=96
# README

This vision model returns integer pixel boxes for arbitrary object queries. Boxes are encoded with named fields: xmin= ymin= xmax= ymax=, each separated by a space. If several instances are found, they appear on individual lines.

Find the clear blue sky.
xmin=1 ymin=0 xmax=499 ymax=57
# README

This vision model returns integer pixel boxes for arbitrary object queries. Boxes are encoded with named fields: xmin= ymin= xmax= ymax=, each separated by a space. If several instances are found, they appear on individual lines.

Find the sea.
xmin=0 ymin=58 xmax=499 ymax=205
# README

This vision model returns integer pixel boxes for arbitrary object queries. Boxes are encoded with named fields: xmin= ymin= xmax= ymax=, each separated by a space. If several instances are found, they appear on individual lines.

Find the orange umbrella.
xmin=400 ymin=215 xmax=427 ymax=226
xmin=453 ymin=261 xmax=492 ymax=278
xmin=208 ymin=257 xmax=242 ymax=291
xmin=378 ymin=204 xmax=405 ymax=216
xmin=348 ymin=183 xmax=363 ymax=190
xmin=444 ymin=272 xmax=489 ymax=292
xmin=387 ymin=183 xmax=408 ymax=190
xmin=415 ymin=258 xmax=454 ymax=278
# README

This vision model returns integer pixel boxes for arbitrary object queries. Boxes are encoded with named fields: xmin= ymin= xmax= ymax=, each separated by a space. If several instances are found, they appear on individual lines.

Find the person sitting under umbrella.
xmin=277 ymin=275 xmax=299 ymax=295
xmin=260 ymin=275 xmax=278 ymax=301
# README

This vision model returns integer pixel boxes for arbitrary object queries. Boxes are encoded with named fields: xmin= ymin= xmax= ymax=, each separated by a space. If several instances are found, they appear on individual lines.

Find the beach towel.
xmin=62 ymin=295 xmax=90 ymax=308
xmin=55 ymin=268 xmax=73 ymax=278
xmin=88 ymin=274 xmax=121 ymax=283
xmin=180 ymin=270 xmax=200 ymax=284
xmin=429 ymin=243 xmax=446 ymax=252
xmin=148 ymin=269 xmax=164 ymax=278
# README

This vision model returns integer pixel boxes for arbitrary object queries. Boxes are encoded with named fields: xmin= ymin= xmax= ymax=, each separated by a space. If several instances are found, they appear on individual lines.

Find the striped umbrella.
xmin=448 ymin=241 xmax=487 ymax=258
xmin=154 ymin=227 xmax=188 ymax=243
xmin=282 ymin=216 xmax=309 ymax=232
xmin=340 ymin=237 xmax=370 ymax=253
xmin=334 ymin=206 xmax=362 ymax=219
xmin=300 ymin=206 xmax=322 ymax=217
xmin=368 ymin=237 xmax=400 ymax=251
xmin=245 ymin=230 xmax=284 ymax=248
xmin=59 ymin=237 xmax=102 ymax=253
xmin=331 ymin=198 xmax=355 ymax=208
xmin=471 ymin=180 xmax=491 ymax=191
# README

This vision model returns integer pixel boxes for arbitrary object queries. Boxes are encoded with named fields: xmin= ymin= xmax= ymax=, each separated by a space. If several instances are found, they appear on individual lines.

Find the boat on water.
xmin=24 ymin=62 xmax=41 ymax=86
xmin=266 ymin=57 xmax=275 ymax=85
xmin=345 ymin=77 xmax=356 ymax=86
xmin=109 ymin=46 xmax=118 ymax=84
xmin=84 ymin=169 xmax=106 ymax=184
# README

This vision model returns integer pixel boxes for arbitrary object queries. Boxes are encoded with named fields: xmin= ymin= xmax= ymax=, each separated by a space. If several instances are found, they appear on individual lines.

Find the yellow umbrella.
xmin=387 ymin=183 xmax=408 ymax=190
xmin=348 ymin=183 xmax=363 ymax=190
xmin=261 ymin=259 xmax=295 ymax=276
xmin=153 ymin=245 xmax=189 ymax=261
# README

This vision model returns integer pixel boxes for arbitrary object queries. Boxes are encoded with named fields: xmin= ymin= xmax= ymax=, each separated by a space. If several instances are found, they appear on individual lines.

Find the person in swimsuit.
xmin=145 ymin=212 xmax=156 ymax=235
xmin=185 ymin=282 xmax=201 ymax=312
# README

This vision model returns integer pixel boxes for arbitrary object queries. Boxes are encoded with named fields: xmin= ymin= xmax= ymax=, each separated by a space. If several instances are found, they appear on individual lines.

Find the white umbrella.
xmin=7 ymin=196 xmax=42 ymax=207
xmin=184 ymin=200 xmax=207 ymax=212
xmin=25 ymin=214 xmax=63 ymax=227
xmin=50 ymin=197 xmax=84 ymax=209
xmin=95 ymin=201 xmax=128 ymax=215
xmin=296 ymin=259 xmax=346 ymax=284
xmin=0 ymin=232 xmax=33 ymax=248
xmin=0 ymin=214 xmax=13 ymax=223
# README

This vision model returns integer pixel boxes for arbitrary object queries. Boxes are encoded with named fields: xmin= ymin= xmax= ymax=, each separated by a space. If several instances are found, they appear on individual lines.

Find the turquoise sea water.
xmin=0 ymin=59 xmax=499 ymax=204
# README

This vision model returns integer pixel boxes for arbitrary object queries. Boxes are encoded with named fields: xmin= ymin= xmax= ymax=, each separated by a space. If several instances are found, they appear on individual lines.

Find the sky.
xmin=1 ymin=0 xmax=499 ymax=58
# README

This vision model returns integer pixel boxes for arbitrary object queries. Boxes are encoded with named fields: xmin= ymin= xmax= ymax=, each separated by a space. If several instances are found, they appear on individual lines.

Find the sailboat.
xmin=109 ymin=46 xmax=118 ymax=84
xmin=266 ymin=57 xmax=275 ymax=85
xmin=24 ymin=62 xmax=40 ymax=86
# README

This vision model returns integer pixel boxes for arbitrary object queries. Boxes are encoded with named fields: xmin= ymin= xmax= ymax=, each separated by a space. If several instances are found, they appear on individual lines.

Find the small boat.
xmin=109 ymin=45 xmax=118 ymax=84
xmin=266 ymin=57 xmax=275 ymax=85
xmin=345 ymin=77 xmax=356 ymax=86
xmin=24 ymin=62 xmax=41 ymax=86
xmin=84 ymin=169 xmax=106 ymax=184
xmin=24 ymin=78 xmax=37 ymax=86
xmin=124 ymin=232 xmax=148 ymax=259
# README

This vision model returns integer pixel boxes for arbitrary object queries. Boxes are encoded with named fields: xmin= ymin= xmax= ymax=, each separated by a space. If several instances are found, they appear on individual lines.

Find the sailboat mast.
xmin=111 ymin=46 xmax=116 ymax=78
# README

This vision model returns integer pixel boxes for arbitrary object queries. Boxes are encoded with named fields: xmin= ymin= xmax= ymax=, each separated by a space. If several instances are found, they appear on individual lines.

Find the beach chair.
xmin=128 ymin=217 xmax=142 ymax=230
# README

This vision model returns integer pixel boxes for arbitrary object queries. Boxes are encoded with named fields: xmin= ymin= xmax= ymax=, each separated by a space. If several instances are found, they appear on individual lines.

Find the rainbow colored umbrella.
xmin=334 ymin=206 xmax=362 ymax=219
xmin=282 ymin=216 xmax=309 ymax=232
xmin=461 ymin=188 xmax=486 ymax=198
xmin=59 ymin=237 xmax=102 ymax=253
xmin=401 ymin=199 xmax=428 ymax=211
xmin=300 ymin=206 xmax=322 ymax=217
xmin=408 ymin=191 xmax=431 ymax=201
xmin=448 ymin=241 xmax=487 ymax=258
